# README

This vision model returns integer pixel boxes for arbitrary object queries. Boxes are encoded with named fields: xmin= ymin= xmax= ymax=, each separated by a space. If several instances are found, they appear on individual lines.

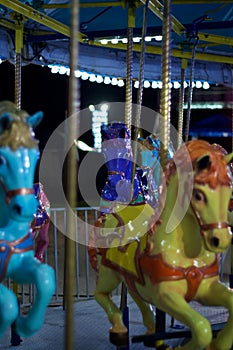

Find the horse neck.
xmin=150 ymin=173 xmax=206 ymax=261
xmin=0 ymin=185 xmax=10 ymax=227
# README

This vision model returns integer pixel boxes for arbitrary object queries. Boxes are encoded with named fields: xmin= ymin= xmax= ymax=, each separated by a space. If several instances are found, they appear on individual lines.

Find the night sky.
xmin=0 ymin=59 xmax=231 ymax=151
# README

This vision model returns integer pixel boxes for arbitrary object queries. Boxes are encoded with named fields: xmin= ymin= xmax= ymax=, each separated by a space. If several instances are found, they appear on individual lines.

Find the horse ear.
xmin=27 ymin=111 xmax=43 ymax=129
xmin=224 ymin=152 xmax=233 ymax=165
xmin=0 ymin=113 xmax=14 ymax=134
xmin=196 ymin=154 xmax=211 ymax=173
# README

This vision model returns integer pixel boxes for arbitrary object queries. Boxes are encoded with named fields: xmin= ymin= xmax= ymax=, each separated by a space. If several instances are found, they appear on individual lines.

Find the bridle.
xmin=0 ymin=178 xmax=34 ymax=205
xmin=190 ymin=201 xmax=229 ymax=236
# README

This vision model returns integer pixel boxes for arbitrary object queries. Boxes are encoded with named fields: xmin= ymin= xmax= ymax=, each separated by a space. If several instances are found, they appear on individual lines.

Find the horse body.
xmin=0 ymin=101 xmax=55 ymax=339
xmin=90 ymin=139 xmax=233 ymax=350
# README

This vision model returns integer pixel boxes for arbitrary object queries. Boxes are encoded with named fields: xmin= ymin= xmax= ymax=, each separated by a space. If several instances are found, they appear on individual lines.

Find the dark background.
xmin=0 ymin=60 xmax=232 ymax=203
xmin=0 ymin=59 xmax=231 ymax=150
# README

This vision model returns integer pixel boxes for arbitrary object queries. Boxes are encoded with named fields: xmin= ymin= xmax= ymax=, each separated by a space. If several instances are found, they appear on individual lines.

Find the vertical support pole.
xmin=14 ymin=21 xmax=23 ymax=110
xmin=157 ymin=0 xmax=172 ymax=346
xmin=178 ymin=59 xmax=187 ymax=148
xmin=11 ymin=19 xmax=24 ymax=346
xmin=160 ymin=0 xmax=172 ymax=172
xmin=230 ymin=69 xmax=233 ymax=289
xmin=64 ymin=0 xmax=80 ymax=349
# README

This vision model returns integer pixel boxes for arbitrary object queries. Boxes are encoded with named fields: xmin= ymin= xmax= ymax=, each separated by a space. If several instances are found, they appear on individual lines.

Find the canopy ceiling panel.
xmin=0 ymin=0 xmax=232 ymax=85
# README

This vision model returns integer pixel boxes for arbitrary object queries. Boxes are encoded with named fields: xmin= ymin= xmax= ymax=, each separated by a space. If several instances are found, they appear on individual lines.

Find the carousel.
xmin=0 ymin=1 xmax=232 ymax=350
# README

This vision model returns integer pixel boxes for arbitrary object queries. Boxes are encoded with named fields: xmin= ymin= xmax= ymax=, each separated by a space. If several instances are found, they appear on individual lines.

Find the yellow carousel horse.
xmin=89 ymin=139 xmax=233 ymax=350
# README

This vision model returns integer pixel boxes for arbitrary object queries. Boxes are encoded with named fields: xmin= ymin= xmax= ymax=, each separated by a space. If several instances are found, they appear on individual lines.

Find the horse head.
xmin=189 ymin=140 xmax=233 ymax=253
xmin=0 ymin=101 xmax=43 ymax=225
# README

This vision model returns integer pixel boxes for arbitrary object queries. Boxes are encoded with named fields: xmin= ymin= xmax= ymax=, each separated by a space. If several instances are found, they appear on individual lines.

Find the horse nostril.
xmin=12 ymin=204 xmax=22 ymax=215
xmin=211 ymin=237 xmax=219 ymax=247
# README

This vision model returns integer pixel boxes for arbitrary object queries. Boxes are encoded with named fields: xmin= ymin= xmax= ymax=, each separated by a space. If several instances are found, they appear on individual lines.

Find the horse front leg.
xmin=0 ymin=284 xmax=18 ymax=338
xmin=151 ymin=281 xmax=213 ymax=350
xmin=11 ymin=255 xmax=55 ymax=337
xmin=94 ymin=263 xmax=128 ymax=346
xmin=197 ymin=279 xmax=233 ymax=350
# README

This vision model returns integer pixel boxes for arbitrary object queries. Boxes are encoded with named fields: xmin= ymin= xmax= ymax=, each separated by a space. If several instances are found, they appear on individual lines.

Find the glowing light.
xmin=74 ymin=69 xmax=81 ymax=78
xmin=59 ymin=66 xmax=67 ymax=74
xmin=100 ymin=103 xmax=109 ymax=112
xmin=118 ymin=79 xmax=125 ymax=87
xmin=89 ymin=74 xmax=96 ymax=82
xmin=151 ymin=81 xmax=158 ymax=89
xmin=133 ymin=37 xmax=141 ymax=43
xmin=122 ymin=38 xmax=128 ymax=44
xmin=81 ymin=71 xmax=89 ymax=80
xmin=96 ymin=75 xmax=104 ymax=83
xmin=111 ymin=77 xmax=118 ymax=85
xmin=155 ymin=35 xmax=163 ymax=41
xmin=104 ymin=76 xmax=111 ymax=84
xmin=51 ymin=65 xmax=59 ymax=73
xmin=203 ymin=81 xmax=210 ymax=90
xmin=100 ymin=39 xmax=108 ymax=45
xmin=195 ymin=81 xmax=202 ymax=88
xmin=144 ymin=80 xmax=150 ymax=88
xmin=173 ymin=81 xmax=181 ymax=89
xmin=111 ymin=38 xmax=119 ymax=44
xmin=89 ymin=105 xmax=95 ymax=112
xmin=157 ymin=81 xmax=163 ymax=89
xmin=134 ymin=81 xmax=139 ymax=88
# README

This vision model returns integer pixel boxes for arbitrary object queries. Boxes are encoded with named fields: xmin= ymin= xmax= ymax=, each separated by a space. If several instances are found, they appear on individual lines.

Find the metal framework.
xmin=0 ymin=0 xmax=232 ymax=66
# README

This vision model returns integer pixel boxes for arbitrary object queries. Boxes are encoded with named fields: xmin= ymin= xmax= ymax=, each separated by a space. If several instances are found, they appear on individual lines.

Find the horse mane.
xmin=0 ymin=101 xmax=38 ymax=150
xmin=166 ymin=140 xmax=231 ymax=190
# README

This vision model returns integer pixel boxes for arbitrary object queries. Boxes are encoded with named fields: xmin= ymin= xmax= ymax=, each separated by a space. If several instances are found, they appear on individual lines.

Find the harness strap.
xmin=0 ymin=179 xmax=34 ymax=204
xmin=138 ymin=253 xmax=218 ymax=302
xmin=190 ymin=202 xmax=229 ymax=235
xmin=0 ymin=232 xmax=34 ymax=281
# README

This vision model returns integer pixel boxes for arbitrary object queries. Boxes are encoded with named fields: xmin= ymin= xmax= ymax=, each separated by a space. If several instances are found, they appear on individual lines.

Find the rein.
xmin=0 ymin=179 xmax=34 ymax=204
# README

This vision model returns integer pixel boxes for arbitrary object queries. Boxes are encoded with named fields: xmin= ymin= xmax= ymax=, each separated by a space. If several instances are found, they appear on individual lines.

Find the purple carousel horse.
xmin=100 ymin=122 xmax=148 ymax=213
xmin=31 ymin=182 xmax=50 ymax=262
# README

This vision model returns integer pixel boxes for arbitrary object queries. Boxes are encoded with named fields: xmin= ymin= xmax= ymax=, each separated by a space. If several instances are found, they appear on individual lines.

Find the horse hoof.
xmin=109 ymin=331 xmax=129 ymax=346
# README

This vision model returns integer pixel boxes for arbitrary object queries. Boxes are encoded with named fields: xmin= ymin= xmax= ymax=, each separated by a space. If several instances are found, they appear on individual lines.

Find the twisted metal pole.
xmin=124 ymin=4 xmax=134 ymax=135
xmin=178 ymin=59 xmax=187 ymax=148
xmin=184 ymin=39 xmax=197 ymax=142
xmin=131 ymin=0 xmax=149 ymax=188
xmin=160 ymin=0 xmax=172 ymax=172
xmin=14 ymin=20 xmax=23 ymax=110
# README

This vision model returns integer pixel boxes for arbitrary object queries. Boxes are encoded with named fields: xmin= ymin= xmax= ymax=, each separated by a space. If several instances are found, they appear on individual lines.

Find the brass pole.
xmin=64 ymin=0 xmax=80 ymax=349
xmin=14 ymin=19 xmax=23 ymax=110
xmin=178 ymin=59 xmax=187 ymax=148
xmin=160 ymin=0 xmax=172 ymax=171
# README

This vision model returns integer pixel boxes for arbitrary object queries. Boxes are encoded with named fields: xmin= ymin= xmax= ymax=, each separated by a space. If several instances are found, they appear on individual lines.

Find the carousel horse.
xmin=0 ymin=101 xmax=55 ymax=338
xmin=99 ymin=122 xmax=146 ymax=214
xmin=89 ymin=139 xmax=233 ymax=350
xmin=31 ymin=182 xmax=50 ymax=262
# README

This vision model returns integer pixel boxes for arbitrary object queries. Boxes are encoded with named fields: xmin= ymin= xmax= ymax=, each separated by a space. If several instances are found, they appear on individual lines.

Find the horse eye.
xmin=193 ymin=189 xmax=206 ymax=202
xmin=0 ymin=155 xmax=6 ymax=166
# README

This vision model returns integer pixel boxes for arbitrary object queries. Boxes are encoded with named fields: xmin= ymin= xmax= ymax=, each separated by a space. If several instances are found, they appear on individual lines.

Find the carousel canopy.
xmin=0 ymin=0 xmax=232 ymax=85
xmin=189 ymin=114 xmax=232 ymax=138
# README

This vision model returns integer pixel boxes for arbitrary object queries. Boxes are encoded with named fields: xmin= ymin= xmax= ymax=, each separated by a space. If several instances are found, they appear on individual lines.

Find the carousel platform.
xmin=0 ymin=295 xmax=230 ymax=349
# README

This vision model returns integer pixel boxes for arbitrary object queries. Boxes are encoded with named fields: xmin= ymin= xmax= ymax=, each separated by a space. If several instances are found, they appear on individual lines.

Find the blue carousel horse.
xmin=31 ymin=182 xmax=50 ymax=262
xmin=99 ymin=122 xmax=158 ymax=214
xmin=0 ymin=101 xmax=55 ymax=338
